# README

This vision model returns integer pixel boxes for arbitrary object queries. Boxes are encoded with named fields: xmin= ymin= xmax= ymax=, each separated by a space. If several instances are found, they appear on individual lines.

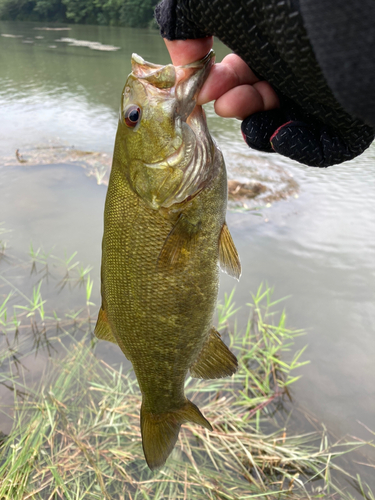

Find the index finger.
xmin=197 ymin=53 xmax=260 ymax=105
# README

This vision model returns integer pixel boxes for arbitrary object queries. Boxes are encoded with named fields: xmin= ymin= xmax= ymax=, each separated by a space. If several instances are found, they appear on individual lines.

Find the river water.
xmin=0 ymin=21 xmax=374 ymax=486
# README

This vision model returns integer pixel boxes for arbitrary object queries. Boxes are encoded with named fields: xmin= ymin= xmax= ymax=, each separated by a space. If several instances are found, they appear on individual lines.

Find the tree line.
xmin=0 ymin=0 xmax=160 ymax=28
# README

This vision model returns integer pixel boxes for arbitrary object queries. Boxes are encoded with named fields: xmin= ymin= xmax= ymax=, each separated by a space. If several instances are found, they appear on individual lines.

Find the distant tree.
xmin=119 ymin=0 xmax=157 ymax=28
xmin=0 ymin=0 xmax=38 ymax=21
xmin=95 ymin=0 xmax=122 ymax=26
xmin=62 ymin=0 xmax=99 ymax=24
xmin=34 ymin=0 xmax=66 ymax=20
xmin=0 ymin=0 xmax=160 ymax=26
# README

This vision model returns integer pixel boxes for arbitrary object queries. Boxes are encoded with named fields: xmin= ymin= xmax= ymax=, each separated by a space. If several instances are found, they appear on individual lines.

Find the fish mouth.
xmin=144 ymin=50 xmax=216 ymax=207
xmin=145 ymin=50 xmax=215 ymax=172
xmin=145 ymin=108 xmax=215 ymax=208
xmin=176 ymin=50 xmax=215 ymax=121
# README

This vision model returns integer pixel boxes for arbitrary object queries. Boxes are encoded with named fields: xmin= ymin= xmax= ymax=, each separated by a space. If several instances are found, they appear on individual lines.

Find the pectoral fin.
xmin=94 ymin=307 xmax=117 ymax=344
xmin=141 ymin=400 xmax=212 ymax=470
xmin=190 ymin=327 xmax=238 ymax=379
xmin=219 ymin=222 xmax=241 ymax=280
xmin=157 ymin=214 xmax=201 ymax=269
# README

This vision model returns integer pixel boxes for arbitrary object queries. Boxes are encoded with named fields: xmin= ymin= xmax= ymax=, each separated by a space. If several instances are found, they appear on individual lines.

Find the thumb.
xmin=164 ymin=37 xmax=213 ymax=66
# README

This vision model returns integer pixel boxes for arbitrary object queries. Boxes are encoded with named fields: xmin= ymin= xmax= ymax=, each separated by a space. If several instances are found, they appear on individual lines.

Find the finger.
xmin=253 ymin=81 xmax=280 ymax=111
xmin=164 ymin=37 xmax=214 ymax=66
xmin=214 ymin=83 xmax=279 ymax=120
xmin=197 ymin=53 xmax=259 ymax=105
xmin=215 ymin=85 xmax=263 ymax=119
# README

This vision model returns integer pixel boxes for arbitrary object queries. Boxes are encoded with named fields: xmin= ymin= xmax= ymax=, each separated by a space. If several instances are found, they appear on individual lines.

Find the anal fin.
xmin=94 ymin=307 xmax=117 ymax=344
xmin=141 ymin=399 xmax=212 ymax=470
xmin=190 ymin=327 xmax=238 ymax=379
xmin=219 ymin=222 xmax=241 ymax=280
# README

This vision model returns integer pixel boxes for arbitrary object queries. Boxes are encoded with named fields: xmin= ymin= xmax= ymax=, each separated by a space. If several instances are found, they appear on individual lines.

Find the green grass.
xmin=0 ymin=236 xmax=374 ymax=499
xmin=0 ymin=281 xmax=374 ymax=499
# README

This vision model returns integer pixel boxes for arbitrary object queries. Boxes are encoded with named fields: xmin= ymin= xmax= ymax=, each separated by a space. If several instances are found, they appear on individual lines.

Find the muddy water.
xmin=1 ymin=21 xmax=375 ymax=486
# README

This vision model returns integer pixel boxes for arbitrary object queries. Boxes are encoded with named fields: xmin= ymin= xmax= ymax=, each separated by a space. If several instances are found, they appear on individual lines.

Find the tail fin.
xmin=140 ymin=400 xmax=212 ymax=470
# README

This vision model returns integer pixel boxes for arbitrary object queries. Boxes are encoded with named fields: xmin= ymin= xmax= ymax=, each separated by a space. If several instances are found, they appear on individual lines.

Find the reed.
xmin=0 ymin=278 xmax=374 ymax=499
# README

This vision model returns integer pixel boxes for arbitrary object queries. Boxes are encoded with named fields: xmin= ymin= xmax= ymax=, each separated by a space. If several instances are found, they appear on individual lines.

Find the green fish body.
xmin=95 ymin=50 xmax=241 ymax=470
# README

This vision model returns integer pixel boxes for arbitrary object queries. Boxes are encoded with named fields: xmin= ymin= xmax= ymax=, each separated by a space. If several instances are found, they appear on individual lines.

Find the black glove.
xmin=155 ymin=0 xmax=374 ymax=167
xmin=241 ymin=96 xmax=368 ymax=167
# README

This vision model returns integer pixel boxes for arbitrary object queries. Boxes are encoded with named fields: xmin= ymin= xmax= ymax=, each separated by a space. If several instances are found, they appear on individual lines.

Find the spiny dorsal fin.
xmin=94 ymin=307 xmax=117 ymax=344
xmin=157 ymin=214 xmax=201 ymax=270
xmin=190 ymin=327 xmax=238 ymax=379
xmin=141 ymin=400 xmax=212 ymax=470
xmin=219 ymin=222 xmax=241 ymax=280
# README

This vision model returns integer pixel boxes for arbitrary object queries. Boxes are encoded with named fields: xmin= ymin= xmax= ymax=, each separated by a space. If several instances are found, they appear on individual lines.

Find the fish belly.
xmin=100 ymin=154 xmax=227 ymax=413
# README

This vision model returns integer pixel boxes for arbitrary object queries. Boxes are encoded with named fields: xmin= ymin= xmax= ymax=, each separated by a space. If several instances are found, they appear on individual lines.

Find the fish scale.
xmin=95 ymin=50 xmax=241 ymax=470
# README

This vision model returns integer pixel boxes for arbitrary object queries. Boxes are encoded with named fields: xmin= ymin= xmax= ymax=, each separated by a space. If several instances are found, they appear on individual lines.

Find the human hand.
xmin=157 ymin=0 xmax=374 ymax=167
xmin=164 ymin=37 xmax=374 ymax=167
xmin=164 ymin=38 xmax=280 ymax=119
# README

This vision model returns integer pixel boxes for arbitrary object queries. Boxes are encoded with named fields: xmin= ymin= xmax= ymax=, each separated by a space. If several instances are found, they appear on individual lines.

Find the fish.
xmin=95 ymin=49 xmax=241 ymax=470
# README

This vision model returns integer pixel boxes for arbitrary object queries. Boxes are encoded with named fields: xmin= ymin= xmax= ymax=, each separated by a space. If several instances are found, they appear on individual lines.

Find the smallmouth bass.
xmin=95 ymin=50 xmax=241 ymax=470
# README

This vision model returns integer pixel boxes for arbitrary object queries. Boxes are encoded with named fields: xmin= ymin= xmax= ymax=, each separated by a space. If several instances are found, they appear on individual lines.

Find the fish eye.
xmin=124 ymin=105 xmax=142 ymax=128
